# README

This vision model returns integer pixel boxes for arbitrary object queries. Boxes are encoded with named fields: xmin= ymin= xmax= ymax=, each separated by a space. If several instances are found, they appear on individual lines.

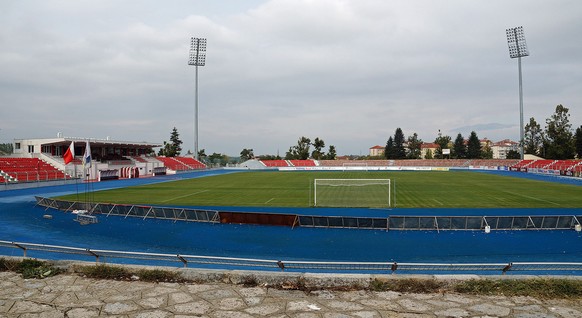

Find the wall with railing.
xmin=2 ymin=240 xmax=582 ymax=275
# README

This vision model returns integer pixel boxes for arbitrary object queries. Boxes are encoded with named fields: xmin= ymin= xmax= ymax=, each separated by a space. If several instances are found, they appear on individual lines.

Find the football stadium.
xmin=2 ymin=143 xmax=582 ymax=275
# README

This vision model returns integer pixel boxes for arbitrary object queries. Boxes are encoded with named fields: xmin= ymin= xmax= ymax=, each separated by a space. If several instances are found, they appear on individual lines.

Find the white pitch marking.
xmin=161 ymin=190 xmax=209 ymax=203
xmin=502 ymin=190 xmax=561 ymax=206
xmin=264 ymin=198 xmax=275 ymax=204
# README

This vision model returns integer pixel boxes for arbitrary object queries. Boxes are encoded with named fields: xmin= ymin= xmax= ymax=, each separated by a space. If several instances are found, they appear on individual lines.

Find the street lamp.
xmin=506 ymin=26 xmax=529 ymax=160
xmin=188 ymin=37 xmax=207 ymax=160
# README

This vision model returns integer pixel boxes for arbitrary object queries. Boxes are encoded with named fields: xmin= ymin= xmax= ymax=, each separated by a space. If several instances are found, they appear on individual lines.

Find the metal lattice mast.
xmin=506 ymin=26 xmax=529 ymax=160
xmin=188 ymin=37 xmax=207 ymax=160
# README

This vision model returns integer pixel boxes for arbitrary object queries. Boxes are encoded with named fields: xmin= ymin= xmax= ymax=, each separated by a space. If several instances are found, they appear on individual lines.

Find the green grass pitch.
xmin=59 ymin=171 xmax=582 ymax=208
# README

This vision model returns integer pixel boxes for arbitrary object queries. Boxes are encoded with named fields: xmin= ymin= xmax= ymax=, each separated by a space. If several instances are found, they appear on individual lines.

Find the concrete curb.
xmin=26 ymin=257 xmax=578 ymax=290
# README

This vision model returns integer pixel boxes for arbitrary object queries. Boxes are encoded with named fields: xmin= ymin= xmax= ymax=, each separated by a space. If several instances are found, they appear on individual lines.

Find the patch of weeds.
xmin=454 ymin=279 xmax=582 ymax=299
xmin=240 ymin=275 xmax=258 ymax=287
xmin=137 ymin=269 xmax=181 ymax=283
xmin=369 ymin=278 xmax=442 ymax=293
xmin=280 ymin=277 xmax=308 ymax=291
xmin=0 ymin=258 xmax=20 ymax=271
xmin=369 ymin=278 xmax=387 ymax=292
xmin=78 ymin=264 xmax=131 ymax=280
xmin=5 ymin=259 xmax=62 ymax=279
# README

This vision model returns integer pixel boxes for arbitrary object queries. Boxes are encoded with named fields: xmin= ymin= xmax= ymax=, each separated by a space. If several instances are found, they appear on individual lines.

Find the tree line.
xmin=383 ymin=104 xmax=581 ymax=160
xmin=383 ymin=128 xmax=496 ymax=160
xmin=524 ymin=104 xmax=582 ymax=159
xmin=240 ymin=136 xmax=338 ymax=161
xmin=157 ymin=128 xmax=337 ymax=166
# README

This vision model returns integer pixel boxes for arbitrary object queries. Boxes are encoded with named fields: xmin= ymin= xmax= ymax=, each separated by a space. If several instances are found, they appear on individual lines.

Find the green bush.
xmin=0 ymin=258 xmax=61 ymax=279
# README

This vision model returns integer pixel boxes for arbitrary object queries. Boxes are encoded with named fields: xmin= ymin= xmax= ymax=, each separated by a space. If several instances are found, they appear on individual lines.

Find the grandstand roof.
xmin=13 ymin=137 xmax=161 ymax=156
xmin=14 ymin=137 xmax=161 ymax=148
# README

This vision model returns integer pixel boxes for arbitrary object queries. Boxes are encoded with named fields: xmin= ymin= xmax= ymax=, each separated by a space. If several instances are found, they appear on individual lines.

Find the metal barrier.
xmin=388 ymin=215 xmax=582 ymax=231
xmin=35 ymin=196 xmax=582 ymax=231
xmin=2 ymin=240 xmax=582 ymax=274
xmin=35 ymin=197 xmax=220 ymax=223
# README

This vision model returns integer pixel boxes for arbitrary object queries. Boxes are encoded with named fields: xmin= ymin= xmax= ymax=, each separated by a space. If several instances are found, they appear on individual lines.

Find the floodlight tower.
xmin=506 ymin=26 xmax=529 ymax=160
xmin=188 ymin=37 xmax=207 ymax=160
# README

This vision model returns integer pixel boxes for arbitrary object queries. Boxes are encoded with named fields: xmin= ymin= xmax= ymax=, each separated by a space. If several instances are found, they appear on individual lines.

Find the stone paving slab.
xmin=1 ymin=271 xmax=582 ymax=317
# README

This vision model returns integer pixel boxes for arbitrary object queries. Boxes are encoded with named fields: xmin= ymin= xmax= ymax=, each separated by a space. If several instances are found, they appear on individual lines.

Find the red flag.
xmin=63 ymin=141 xmax=74 ymax=164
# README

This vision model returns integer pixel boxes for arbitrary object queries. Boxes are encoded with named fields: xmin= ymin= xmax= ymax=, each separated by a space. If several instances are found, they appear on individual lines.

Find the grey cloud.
xmin=1 ymin=0 xmax=581 ymax=156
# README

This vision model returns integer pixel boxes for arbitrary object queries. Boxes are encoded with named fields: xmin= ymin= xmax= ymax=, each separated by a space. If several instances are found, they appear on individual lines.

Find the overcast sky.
xmin=1 ymin=0 xmax=581 ymax=156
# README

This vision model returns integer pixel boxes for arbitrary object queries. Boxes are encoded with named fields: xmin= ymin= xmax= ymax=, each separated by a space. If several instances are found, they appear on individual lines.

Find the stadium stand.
xmin=155 ymin=156 xmax=206 ymax=171
xmin=129 ymin=156 xmax=148 ymax=163
xmin=174 ymin=156 xmax=206 ymax=169
xmin=317 ymin=159 xmax=520 ymax=168
xmin=527 ymin=160 xmax=555 ymax=169
xmin=467 ymin=159 xmax=521 ymax=167
xmin=511 ymin=159 xmax=582 ymax=172
xmin=260 ymin=160 xmax=290 ymax=167
xmin=511 ymin=160 xmax=533 ymax=168
xmin=546 ymin=160 xmax=579 ymax=171
xmin=0 ymin=158 xmax=66 ymax=183
xmin=289 ymin=160 xmax=317 ymax=167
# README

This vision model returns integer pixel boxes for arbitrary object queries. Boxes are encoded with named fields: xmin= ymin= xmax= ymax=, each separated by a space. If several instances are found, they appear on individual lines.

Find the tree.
xmin=425 ymin=148 xmax=433 ymax=159
xmin=576 ymin=125 xmax=582 ymax=159
xmin=544 ymin=104 xmax=575 ymax=159
xmin=452 ymin=133 xmax=467 ymax=159
xmin=406 ymin=133 xmax=423 ymax=159
xmin=467 ymin=131 xmax=481 ymax=159
xmin=311 ymin=138 xmax=326 ymax=160
xmin=0 ymin=143 xmax=13 ymax=155
xmin=197 ymin=149 xmax=207 ymax=162
xmin=285 ymin=136 xmax=311 ymax=160
xmin=158 ymin=127 xmax=182 ymax=157
xmin=434 ymin=131 xmax=451 ymax=159
xmin=240 ymin=148 xmax=254 ymax=161
xmin=524 ymin=117 xmax=543 ymax=155
xmin=325 ymin=145 xmax=337 ymax=160
xmin=481 ymin=144 xmax=493 ymax=159
xmin=208 ymin=152 xmax=229 ymax=166
xmin=157 ymin=142 xmax=170 ymax=156
xmin=384 ymin=136 xmax=395 ymax=159
xmin=259 ymin=154 xmax=281 ymax=160
xmin=506 ymin=150 xmax=521 ymax=159
xmin=393 ymin=128 xmax=406 ymax=159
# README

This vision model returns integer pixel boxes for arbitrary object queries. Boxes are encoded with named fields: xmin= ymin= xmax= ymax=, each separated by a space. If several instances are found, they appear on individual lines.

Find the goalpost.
xmin=313 ymin=179 xmax=391 ymax=208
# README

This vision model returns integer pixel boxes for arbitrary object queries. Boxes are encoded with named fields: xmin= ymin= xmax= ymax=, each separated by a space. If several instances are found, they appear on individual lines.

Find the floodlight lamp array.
xmin=189 ymin=37 xmax=207 ymax=66
xmin=506 ymin=26 xmax=529 ymax=58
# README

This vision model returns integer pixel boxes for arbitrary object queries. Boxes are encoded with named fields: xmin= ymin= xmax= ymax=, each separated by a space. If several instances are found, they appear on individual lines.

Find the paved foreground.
xmin=1 ymin=271 xmax=582 ymax=318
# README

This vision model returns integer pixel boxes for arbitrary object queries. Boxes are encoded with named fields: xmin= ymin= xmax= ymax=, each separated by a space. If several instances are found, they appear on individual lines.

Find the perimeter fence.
xmin=2 ymin=240 xmax=582 ymax=275
xmin=34 ymin=197 xmax=582 ymax=231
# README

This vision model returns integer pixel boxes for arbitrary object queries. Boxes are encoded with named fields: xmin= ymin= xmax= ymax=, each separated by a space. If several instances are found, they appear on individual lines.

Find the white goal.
xmin=313 ymin=179 xmax=391 ymax=208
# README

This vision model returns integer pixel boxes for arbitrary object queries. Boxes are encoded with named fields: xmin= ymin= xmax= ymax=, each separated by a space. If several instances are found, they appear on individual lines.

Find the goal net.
xmin=313 ymin=179 xmax=391 ymax=208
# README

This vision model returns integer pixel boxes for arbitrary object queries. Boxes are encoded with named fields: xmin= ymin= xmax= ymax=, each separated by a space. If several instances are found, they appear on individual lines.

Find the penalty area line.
xmin=264 ymin=198 xmax=275 ymax=204
xmin=160 ymin=190 xmax=210 ymax=203
xmin=502 ymin=190 xmax=561 ymax=206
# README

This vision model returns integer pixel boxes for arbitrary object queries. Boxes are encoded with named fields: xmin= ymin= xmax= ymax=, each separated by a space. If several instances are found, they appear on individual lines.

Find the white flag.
xmin=83 ymin=140 xmax=91 ymax=168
